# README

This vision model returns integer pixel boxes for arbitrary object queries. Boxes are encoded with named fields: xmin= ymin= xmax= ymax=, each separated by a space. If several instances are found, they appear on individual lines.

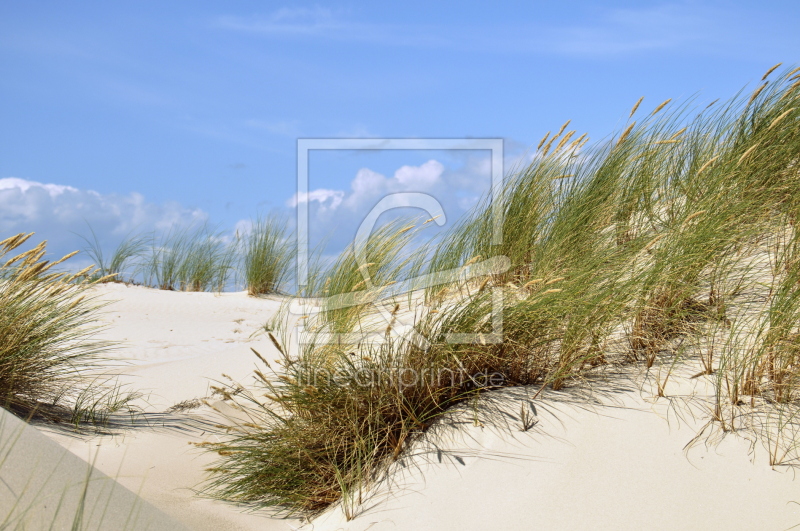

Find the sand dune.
xmin=311 ymin=383 xmax=800 ymax=530
xmin=12 ymin=283 xmax=798 ymax=530
xmin=38 ymin=284 xmax=300 ymax=531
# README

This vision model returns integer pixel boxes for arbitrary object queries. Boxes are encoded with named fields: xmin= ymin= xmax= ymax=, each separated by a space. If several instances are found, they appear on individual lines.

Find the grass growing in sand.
xmin=0 ymin=233 xmax=138 ymax=425
xmin=78 ymin=226 xmax=148 ymax=284
xmin=141 ymin=225 xmax=235 ymax=292
xmin=199 ymin=64 xmax=800 ymax=518
xmin=241 ymin=215 xmax=294 ymax=296
xmin=79 ymin=218 xmax=295 ymax=294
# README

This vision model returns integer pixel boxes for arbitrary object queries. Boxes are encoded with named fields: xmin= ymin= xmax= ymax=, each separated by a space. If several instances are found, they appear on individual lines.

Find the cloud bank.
xmin=0 ymin=177 xmax=208 ymax=266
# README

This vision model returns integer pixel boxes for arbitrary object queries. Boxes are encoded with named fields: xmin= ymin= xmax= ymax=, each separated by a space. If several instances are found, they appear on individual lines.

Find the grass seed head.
xmin=652 ymin=98 xmax=672 ymax=115
xmin=537 ymin=131 xmax=551 ymax=150
xmin=763 ymin=62 xmax=783 ymax=80
xmin=749 ymin=82 xmax=768 ymax=105
xmin=616 ymin=122 xmax=636 ymax=146
xmin=629 ymin=96 xmax=644 ymax=118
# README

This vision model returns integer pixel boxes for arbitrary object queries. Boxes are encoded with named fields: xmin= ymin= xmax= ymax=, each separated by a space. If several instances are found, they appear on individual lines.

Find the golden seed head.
xmin=652 ymin=98 xmax=672 ymax=115
xmin=768 ymin=108 xmax=795 ymax=130
xmin=781 ymin=81 xmax=800 ymax=101
xmin=570 ymin=133 xmax=588 ymax=150
xmin=554 ymin=130 xmax=576 ymax=153
xmin=697 ymin=155 xmax=719 ymax=175
xmin=268 ymin=332 xmax=285 ymax=355
xmin=52 ymin=250 xmax=80 ymax=266
xmin=463 ymin=255 xmax=482 ymax=267
xmin=537 ymin=131 xmax=551 ymax=150
xmin=643 ymin=233 xmax=666 ymax=252
xmin=738 ymin=143 xmax=759 ymax=165
xmin=669 ymin=127 xmax=687 ymax=140
xmin=629 ymin=96 xmax=644 ymax=118
xmin=616 ymin=122 xmax=636 ymax=147
xmin=477 ymin=276 xmax=491 ymax=293
xmin=684 ymin=210 xmax=707 ymax=223
xmin=749 ymin=82 xmax=768 ymax=105
xmin=541 ymin=135 xmax=557 ymax=157
xmin=762 ymin=62 xmax=783 ymax=80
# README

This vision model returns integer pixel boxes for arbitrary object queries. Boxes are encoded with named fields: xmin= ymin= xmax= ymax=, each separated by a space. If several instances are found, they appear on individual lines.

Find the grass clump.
xmin=241 ymin=216 xmax=293 ymax=296
xmin=142 ymin=225 xmax=235 ymax=292
xmin=78 ymin=226 xmax=147 ymax=284
xmin=197 ymin=65 xmax=800 ymax=515
xmin=0 ymin=233 xmax=137 ymax=423
xmin=201 ymin=336 xmax=467 ymax=517
xmin=78 ymin=217 xmax=295 ymax=294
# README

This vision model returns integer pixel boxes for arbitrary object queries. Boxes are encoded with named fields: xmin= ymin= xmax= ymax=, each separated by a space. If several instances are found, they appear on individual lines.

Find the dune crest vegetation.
xmin=196 ymin=65 xmax=800 ymax=518
xmin=79 ymin=217 xmax=294 ymax=296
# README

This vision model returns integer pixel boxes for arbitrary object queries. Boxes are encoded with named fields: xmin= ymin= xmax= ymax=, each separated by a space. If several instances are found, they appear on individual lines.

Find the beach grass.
xmin=139 ymin=224 xmax=235 ymax=292
xmin=241 ymin=215 xmax=294 ymax=296
xmin=78 ymin=226 xmax=148 ymax=284
xmin=78 ymin=217 xmax=296 ymax=294
xmin=0 ymin=233 xmax=140 ymax=425
xmin=199 ymin=64 xmax=800 ymax=516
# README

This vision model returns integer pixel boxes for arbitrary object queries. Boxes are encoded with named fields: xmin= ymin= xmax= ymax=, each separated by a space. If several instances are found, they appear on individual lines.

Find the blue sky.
xmin=2 ymin=1 xmax=800 ymax=263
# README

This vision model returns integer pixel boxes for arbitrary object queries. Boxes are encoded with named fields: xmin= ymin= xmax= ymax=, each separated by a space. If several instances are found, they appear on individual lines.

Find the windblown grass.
xmin=141 ymin=225 xmax=234 ymax=292
xmin=241 ymin=216 xmax=293 ymax=296
xmin=197 ymin=65 xmax=800 ymax=515
xmin=0 ymin=233 xmax=138 ymax=424
xmin=79 ymin=217 xmax=294 ymax=294
xmin=315 ymin=219 xmax=417 ymax=337
xmin=78 ymin=226 xmax=147 ymax=284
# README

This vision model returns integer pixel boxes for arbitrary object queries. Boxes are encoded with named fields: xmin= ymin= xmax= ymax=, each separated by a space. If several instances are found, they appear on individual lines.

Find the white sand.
xmin=310 ymin=382 xmax=800 ymax=530
xmin=22 ymin=283 xmax=800 ymax=530
xmin=0 ymin=407 xmax=188 ymax=530
xmin=39 ymin=284 xmax=301 ymax=531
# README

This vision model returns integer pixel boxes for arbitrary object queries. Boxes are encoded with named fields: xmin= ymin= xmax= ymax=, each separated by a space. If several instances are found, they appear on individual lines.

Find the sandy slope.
xmin=1 ymin=407 xmax=189 ymax=531
xmin=309 ymin=380 xmax=800 ymax=530
xmin=39 ymin=283 xmax=301 ymax=531
xmin=33 ymin=283 xmax=800 ymax=531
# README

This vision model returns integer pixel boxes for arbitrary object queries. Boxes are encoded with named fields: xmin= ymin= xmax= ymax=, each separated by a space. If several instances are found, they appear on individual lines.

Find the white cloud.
xmin=293 ymin=158 xmax=483 ymax=253
xmin=349 ymin=168 xmax=385 ymax=197
xmin=341 ymin=160 xmax=445 ymax=211
xmin=394 ymin=160 xmax=443 ymax=188
xmin=0 ymin=177 xmax=208 ymax=265
xmin=285 ymin=160 xmax=446 ymax=218
xmin=288 ymin=189 xmax=346 ymax=211
xmin=217 ymin=7 xmax=342 ymax=37
xmin=0 ymin=177 xmax=77 ymax=197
